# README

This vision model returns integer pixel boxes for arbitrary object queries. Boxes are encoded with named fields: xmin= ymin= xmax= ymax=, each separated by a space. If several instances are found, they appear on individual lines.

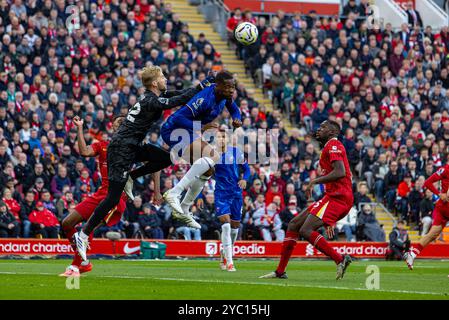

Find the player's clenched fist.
xmin=73 ymin=116 xmax=84 ymax=127
xmin=232 ymin=119 xmax=242 ymax=128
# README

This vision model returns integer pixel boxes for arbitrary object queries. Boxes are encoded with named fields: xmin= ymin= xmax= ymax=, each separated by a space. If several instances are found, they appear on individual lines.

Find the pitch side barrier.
xmin=0 ymin=239 xmax=448 ymax=259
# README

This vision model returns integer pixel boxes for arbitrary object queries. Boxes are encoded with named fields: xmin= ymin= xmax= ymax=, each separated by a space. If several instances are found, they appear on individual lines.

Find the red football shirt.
xmin=319 ymin=138 xmax=352 ymax=198
xmin=91 ymin=140 xmax=110 ymax=188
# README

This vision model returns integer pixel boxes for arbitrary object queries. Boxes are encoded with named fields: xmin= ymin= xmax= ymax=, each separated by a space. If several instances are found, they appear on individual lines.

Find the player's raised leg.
xmin=74 ymin=179 xmax=126 ymax=261
xmin=180 ymin=173 xmax=211 ymax=215
xmin=164 ymin=140 xmax=219 ymax=229
xmin=126 ymin=144 xmax=174 ymax=200
xmin=60 ymin=211 xmax=93 ymax=277
xmin=404 ymin=225 xmax=443 ymax=270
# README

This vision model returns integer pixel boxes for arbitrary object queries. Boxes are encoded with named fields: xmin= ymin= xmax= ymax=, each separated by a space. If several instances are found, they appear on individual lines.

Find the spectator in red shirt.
xmin=2 ymin=187 xmax=21 ymax=221
xmin=265 ymin=181 xmax=285 ymax=209
xmin=300 ymin=93 xmax=317 ymax=131
xmin=134 ymin=4 xmax=146 ymax=24
xmin=29 ymin=201 xmax=60 ymax=238
xmin=226 ymin=7 xmax=242 ymax=48
xmin=397 ymin=173 xmax=413 ymax=221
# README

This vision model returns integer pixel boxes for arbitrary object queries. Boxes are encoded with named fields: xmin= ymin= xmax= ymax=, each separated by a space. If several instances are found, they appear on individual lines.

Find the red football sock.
xmin=87 ymin=233 xmax=93 ymax=252
xmin=276 ymin=231 xmax=299 ymax=274
xmin=412 ymin=243 xmax=424 ymax=255
xmin=309 ymin=231 xmax=343 ymax=265
xmin=62 ymin=224 xmax=81 ymax=266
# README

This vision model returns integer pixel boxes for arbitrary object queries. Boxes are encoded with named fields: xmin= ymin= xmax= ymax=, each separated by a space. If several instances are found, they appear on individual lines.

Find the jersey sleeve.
xmin=424 ymin=167 xmax=445 ymax=195
xmin=150 ymin=87 xmax=201 ymax=110
xmin=161 ymin=89 xmax=191 ymax=98
xmin=226 ymin=100 xmax=242 ymax=121
xmin=241 ymin=162 xmax=251 ymax=181
xmin=90 ymin=142 xmax=101 ymax=157
xmin=327 ymin=141 xmax=345 ymax=163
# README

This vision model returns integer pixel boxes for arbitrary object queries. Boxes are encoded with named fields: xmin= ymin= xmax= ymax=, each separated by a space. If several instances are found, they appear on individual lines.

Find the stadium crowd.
xmin=0 ymin=0 xmax=447 ymax=242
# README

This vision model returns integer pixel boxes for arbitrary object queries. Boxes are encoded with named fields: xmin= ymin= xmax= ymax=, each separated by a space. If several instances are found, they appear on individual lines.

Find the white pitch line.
xmin=0 ymin=271 xmax=446 ymax=297
xmin=152 ymin=277 xmax=447 ymax=296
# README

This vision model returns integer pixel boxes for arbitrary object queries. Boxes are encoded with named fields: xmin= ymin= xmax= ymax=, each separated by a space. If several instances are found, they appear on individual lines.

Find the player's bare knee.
xmin=61 ymin=217 xmax=71 ymax=229
xmin=210 ymin=153 xmax=220 ymax=163
xmin=219 ymin=215 xmax=231 ymax=224
xmin=298 ymin=226 xmax=311 ymax=240
xmin=204 ymin=168 xmax=214 ymax=176
xmin=231 ymin=221 xmax=240 ymax=229
xmin=287 ymin=219 xmax=300 ymax=232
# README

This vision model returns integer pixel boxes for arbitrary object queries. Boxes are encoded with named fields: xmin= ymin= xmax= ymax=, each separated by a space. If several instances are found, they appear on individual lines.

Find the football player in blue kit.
xmin=161 ymin=70 xmax=242 ymax=228
xmin=214 ymin=130 xmax=250 ymax=272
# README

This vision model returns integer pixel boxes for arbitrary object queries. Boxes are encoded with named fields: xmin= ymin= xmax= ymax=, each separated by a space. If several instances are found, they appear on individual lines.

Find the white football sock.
xmin=181 ymin=175 xmax=210 ymax=214
xmin=79 ymin=231 xmax=89 ymax=240
xmin=221 ymin=223 xmax=233 ymax=265
xmin=231 ymin=228 xmax=239 ymax=245
xmin=172 ymin=157 xmax=215 ymax=194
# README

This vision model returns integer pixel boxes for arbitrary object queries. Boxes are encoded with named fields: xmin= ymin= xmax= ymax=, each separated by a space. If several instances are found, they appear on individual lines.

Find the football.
xmin=234 ymin=22 xmax=258 ymax=45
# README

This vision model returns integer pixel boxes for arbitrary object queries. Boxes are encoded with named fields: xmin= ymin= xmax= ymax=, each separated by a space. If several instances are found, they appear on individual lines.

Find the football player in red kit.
xmin=404 ymin=165 xmax=449 ymax=270
xmin=59 ymin=115 xmax=129 ymax=277
xmin=260 ymin=120 xmax=354 ymax=280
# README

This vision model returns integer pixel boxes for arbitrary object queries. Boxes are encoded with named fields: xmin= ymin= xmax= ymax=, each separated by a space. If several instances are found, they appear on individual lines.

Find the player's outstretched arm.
xmin=152 ymin=87 xmax=201 ymax=110
xmin=239 ymin=161 xmax=250 ymax=189
xmin=225 ymin=100 xmax=242 ymax=126
xmin=152 ymin=171 xmax=163 ymax=205
xmin=73 ymin=116 xmax=96 ymax=157
xmin=161 ymin=89 xmax=193 ymax=98
xmin=152 ymin=76 xmax=216 ymax=110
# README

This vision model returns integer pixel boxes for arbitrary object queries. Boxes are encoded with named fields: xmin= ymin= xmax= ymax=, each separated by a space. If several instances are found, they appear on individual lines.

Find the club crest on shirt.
xmin=437 ymin=167 xmax=445 ymax=175
xmin=158 ymin=97 xmax=169 ymax=105
xmin=191 ymin=98 xmax=204 ymax=110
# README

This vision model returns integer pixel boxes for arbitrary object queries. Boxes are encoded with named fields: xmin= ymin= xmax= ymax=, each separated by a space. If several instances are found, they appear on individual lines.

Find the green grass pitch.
xmin=0 ymin=259 xmax=448 ymax=299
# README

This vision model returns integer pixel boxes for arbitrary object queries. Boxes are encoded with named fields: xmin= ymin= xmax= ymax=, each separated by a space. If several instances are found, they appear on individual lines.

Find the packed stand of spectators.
xmin=2 ymin=0 xmax=448 ymax=243
xmin=229 ymin=2 xmax=449 ymax=238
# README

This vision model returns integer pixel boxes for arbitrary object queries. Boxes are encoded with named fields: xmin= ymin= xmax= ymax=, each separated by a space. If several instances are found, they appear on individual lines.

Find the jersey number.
xmin=127 ymin=102 xmax=141 ymax=123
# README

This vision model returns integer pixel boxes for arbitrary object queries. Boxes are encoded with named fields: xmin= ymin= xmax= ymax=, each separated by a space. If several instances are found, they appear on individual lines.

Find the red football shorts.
xmin=432 ymin=200 xmax=449 ymax=227
xmin=308 ymin=194 xmax=353 ymax=227
xmin=75 ymin=187 xmax=127 ymax=227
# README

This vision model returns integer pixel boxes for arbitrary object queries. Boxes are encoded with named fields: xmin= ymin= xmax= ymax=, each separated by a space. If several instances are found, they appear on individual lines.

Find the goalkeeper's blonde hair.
xmin=140 ymin=66 xmax=163 ymax=88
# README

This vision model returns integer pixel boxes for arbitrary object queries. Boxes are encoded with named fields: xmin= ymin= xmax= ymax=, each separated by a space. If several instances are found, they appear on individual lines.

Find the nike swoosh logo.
xmin=123 ymin=242 xmax=140 ymax=254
